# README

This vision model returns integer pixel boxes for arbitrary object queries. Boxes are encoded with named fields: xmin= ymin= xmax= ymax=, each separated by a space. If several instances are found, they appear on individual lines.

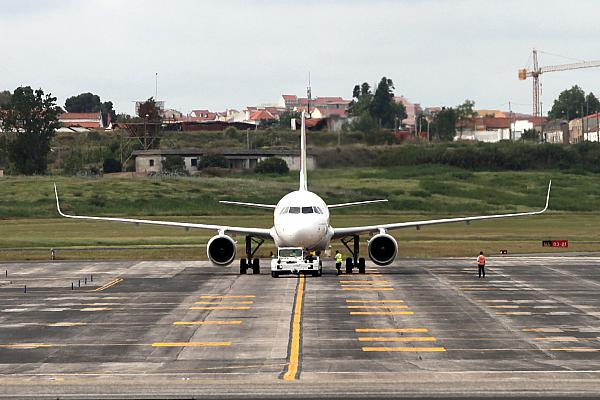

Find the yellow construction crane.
xmin=519 ymin=49 xmax=600 ymax=117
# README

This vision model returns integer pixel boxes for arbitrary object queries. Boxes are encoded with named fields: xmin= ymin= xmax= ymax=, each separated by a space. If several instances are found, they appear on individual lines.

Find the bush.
xmin=162 ymin=155 xmax=187 ymax=174
xmin=198 ymin=154 xmax=228 ymax=169
xmin=255 ymin=157 xmax=289 ymax=174
xmin=102 ymin=158 xmax=122 ymax=173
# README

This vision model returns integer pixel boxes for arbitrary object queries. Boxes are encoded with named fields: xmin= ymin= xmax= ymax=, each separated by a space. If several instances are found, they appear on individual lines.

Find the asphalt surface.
xmin=1 ymin=256 xmax=600 ymax=398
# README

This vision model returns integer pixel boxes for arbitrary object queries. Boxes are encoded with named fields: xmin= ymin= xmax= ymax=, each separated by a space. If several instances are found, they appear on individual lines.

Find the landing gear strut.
xmin=341 ymin=235 xmax=366 ymax=274
xmin=240 ymin=236 xmax=264 ymax=275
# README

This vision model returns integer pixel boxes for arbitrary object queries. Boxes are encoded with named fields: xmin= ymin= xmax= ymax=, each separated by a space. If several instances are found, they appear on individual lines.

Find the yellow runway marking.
xmin=496 ymin=312 xmax=532 ymax=315
xmin=346 ymin=305 xmax=408 ymax=309
xmin=350 ymin=311 xmax=414 ymax=315
xmin=522 ymin=328 xmax=564 ymax=333
xmin=173 ymin=321 xmax=242 ymax=325
xmin=80 ymin=307 xmax=112 ymax=312
xmin=339 ymin=280 xmax=389 ymax=283
xmin=200 ymin=295 xmax=255 ymax=299
xmin=47 ymin=322 xmax=86 ymax=327
xmin=0 ymin=343 xmax=52 ymax=349
xmin=488 ymin=305 xmax=520 ymax=309
xmin=346 ymin=300 xmax=404 ymax=303
xmin=342 ymin=288 xmax=394 ymax=291
xmin=362 ymin=347 xmax=446 ymax=352
xmin=93 ymin=278 xmax=123 ymax=292
xmin=356 ymin=328 xmax=428 ymax=333
xmin=282 ymin=275 xmax=305 ymax=381
xmin=151 ymin=342 xmax=231 ymax=347
xmin=535 ymin=337 xmax=579 ymax=342
xmin=550 ymin=347 xmax=600 ymax=352
xmin=194 ymin=301 xmax=253 ymax=305
xmin=358 ymin=337 xmax=436 ymax=342
xmin=190 ymin=306 xmax=251 ymax=310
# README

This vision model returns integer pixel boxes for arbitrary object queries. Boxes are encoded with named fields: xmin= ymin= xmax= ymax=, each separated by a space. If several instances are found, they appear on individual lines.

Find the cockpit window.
xmin=289 ymin=207 xmax=300 ymax=214
xmin=302 ymin=206 xmax=314 ymax=214
xmin=314 ymin=206 xmax=323 ymax=214
xmin=280 ymin=207 xmax=289 ymax=214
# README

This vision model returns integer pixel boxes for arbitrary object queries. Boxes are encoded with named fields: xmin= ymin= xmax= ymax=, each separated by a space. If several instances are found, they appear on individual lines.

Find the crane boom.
xmin=518 ymin=49 xmax=600 ymax=117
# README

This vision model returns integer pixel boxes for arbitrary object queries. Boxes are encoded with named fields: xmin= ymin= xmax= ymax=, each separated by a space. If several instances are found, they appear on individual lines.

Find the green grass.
xmin=1 ymin=165 xmax=600 ymax=260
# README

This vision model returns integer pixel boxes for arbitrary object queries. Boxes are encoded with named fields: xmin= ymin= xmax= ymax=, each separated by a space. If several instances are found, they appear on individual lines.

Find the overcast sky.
xmin=1 ymin=0 xmax=599 ymax=115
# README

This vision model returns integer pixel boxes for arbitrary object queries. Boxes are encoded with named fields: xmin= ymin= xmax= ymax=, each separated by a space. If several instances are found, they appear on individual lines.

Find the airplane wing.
xmin=332 ymin=181 xmax=551 ymax=239
xmin=219 ymin=201 xmax=276 ymax=210
xmin=328 ymin=199 xmax=388 ymax=209
xmin=54 ymin=184 xmax=273 ymax=239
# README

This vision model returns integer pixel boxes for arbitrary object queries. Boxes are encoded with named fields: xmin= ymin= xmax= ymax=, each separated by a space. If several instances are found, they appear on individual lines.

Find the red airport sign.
xmin=542 ymin=240 xmax=568 ymax=248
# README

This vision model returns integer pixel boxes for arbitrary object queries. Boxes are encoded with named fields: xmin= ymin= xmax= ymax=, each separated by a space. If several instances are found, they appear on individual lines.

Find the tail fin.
xmin=299 ymin=111 xmax=308 ymax=191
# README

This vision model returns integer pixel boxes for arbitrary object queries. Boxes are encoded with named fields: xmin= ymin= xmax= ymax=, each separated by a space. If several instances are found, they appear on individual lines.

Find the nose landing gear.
xmin=341 ymin=235 xmax=366 ymax=274
xmin=239 ymin=236 xmax=264 ymax=275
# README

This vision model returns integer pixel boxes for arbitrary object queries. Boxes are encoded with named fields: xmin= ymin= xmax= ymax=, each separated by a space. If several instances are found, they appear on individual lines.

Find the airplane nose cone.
xmin=277 ymin=222 xmax=326 ymax=248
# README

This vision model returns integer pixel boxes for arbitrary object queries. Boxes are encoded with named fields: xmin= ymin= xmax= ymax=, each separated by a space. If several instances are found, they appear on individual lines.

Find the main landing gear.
xmin=240 ymin=236 xmax=264 ymax=275
xmin=341 ymin=234 xmax=366 ymax=274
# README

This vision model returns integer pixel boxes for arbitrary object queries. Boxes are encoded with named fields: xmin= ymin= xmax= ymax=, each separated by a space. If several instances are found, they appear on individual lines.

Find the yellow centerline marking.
xmin=282 ymin=275 xmax=305 ymax=381
xmin=151 ymin=342 xmax=231 ymax=347
xmin=194 ymin=301 xmax=254 ymax=305
xmin=173 ymin=321 xmax=242 ymax=325
xmin=93 ymin=278 xmax=123 ymax=292
xmin=190 ymin=306 xmax=251 ymax=310
xmin=488 ymin=305 xmax=520 ymax=309
xmin=535 ymin=337 xmax=578 ymax=342
xmin=356 ymin=328 xmax=428 ymax=333
xmin=550 ymin=348 xmax=600 ymax=352
xmin=200 ymin=295 xmax=255 ymax=299
xmin=350 ymin=311 xmax=414 ymax=315
xmin=342 ymin=288 xmax=394 ymax=291
xmin=496 ymin=312 xmax=532 ymax=315
xmin=80 ymin=307 xmax=112 ymax=311
xmin=339 ymin=280 xmax=389 ymax=283
xmin=358 ymin=337 xmax=437 ymax=342
xmin=346 ymin=305 xmax=408 ymax=309
xmin=0 ymin=343 xmax=52 ymax=349
xmin=346 ymin=300 xmax=404 ymax=303
xmin=362 ymin=347 xmax=446 ymax=352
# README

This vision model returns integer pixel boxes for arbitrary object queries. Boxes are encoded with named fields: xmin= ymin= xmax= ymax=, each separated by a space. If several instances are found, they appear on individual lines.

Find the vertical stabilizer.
xmin=299 ymin=111 xmax=308 ymax=191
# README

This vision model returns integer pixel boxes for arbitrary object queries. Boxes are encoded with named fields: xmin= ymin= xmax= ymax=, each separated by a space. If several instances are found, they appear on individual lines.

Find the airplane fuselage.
xmin=272 ymin=190 xmax=333 ymax=250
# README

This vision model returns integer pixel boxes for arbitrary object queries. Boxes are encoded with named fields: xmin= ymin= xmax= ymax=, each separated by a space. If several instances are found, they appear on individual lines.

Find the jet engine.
xmin=207 ymin=235 xmax=237 ymax=266
xmin=368 ymin=233 xmax=398 ymax=266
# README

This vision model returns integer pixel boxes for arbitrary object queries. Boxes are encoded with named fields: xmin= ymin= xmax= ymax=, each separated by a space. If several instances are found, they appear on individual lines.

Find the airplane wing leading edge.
xmin=333 ymin=180 xmax=552 ymax=238
xmin=54 ymin=184 xmax=273 ymax=239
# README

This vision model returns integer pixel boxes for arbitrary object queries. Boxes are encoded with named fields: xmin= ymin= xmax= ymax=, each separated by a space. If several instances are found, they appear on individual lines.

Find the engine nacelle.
xmin=207 ymin=235 xmax=237 ymax=266
xmin=368 ymin=233 xmax=398 ymax=266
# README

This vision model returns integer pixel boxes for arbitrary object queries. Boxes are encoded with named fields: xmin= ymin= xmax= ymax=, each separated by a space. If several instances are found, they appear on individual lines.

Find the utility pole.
xmin=509 ymin=101 xmax=513 ymax=141
xmin=155 ymin=73 xmax=158 ymax=99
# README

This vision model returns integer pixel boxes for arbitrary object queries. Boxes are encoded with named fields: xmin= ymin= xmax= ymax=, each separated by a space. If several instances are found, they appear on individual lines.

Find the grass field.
xmin=0 ymin=165 xmax=598 ymax=261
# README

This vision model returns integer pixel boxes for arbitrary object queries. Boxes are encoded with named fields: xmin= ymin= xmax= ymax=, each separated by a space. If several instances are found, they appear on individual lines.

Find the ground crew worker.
xmin=477 ymin=251 xmax=486 ymax=278
xmin=335 ymin=250 xmax=343 ymax=275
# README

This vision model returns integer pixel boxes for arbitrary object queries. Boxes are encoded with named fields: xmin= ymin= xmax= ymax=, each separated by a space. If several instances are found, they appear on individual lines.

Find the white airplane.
xmin=54 ymin=112 xmax=552 ymax=276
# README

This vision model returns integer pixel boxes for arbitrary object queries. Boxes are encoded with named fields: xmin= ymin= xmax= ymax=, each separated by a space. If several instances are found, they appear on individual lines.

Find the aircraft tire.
xmin=358 ymin=258 xmax=366 ymax=274
xmin=346 ymin=258 xmax=354 ymax=274
xmin=252 ymin=259 xmax=260 ymax=274
xmin=240 ymin=259 xmax=248 ymax=275
xmin=271 ymin=271 xmax=279 ymax=278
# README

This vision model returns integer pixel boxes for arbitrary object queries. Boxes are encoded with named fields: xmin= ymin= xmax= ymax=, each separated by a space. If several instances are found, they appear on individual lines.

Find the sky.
xmin=1 ymin=0 xmax=599 ymax=116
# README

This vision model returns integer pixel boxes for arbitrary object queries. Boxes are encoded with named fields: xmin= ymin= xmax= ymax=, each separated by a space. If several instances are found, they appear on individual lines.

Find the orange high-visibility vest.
xmin=477 ymin=255 xmax=486 ymax=265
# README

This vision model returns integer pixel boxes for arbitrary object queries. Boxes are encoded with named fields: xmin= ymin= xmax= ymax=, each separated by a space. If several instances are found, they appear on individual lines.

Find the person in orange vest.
xmin=477 ymin=251 xmax=486 ymax=278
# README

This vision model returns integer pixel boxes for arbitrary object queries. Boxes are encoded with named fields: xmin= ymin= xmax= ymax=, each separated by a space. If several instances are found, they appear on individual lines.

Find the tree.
xmin=102 ymin=158 xmax=122 ymax=173
xmin=586 ymin=92 xmax=600 ymax=115
xmin=2 ymin=86 xmax=61 ymax=174
xmin=370 ymin=77 xmax=406 ymax=129
xmin=431 ymin=107 xmax=457 ymax=141
xmin=521 ymin=128 xmax=539 ymax=142
xmin=279 ymin=110 xmax=300 ymax=129
xmin=456 ymin=99 xmax=477 ymax=138
xmin=255 ymin=157 xmax=289 ymax=174
xmin=548 ymin=85 xmax=586 ymax=120
xmin=65 ymin=92 xmax=117 ymax=126
xmin=0 ymin=90 xmax=11 ymax=108
xmin=137 ymin=97 xmax=162 ymax=122
xmin=161 ymin=155 xmax=186 ymax=174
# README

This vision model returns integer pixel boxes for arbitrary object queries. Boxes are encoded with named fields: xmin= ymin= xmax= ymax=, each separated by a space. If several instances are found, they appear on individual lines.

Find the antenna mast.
xmin=307 ymin=72 xmax=312 ymax=118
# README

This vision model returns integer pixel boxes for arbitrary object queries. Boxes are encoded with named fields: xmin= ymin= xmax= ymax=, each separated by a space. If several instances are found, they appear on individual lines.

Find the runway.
xmin=2 ymin=256 xmax=600 ymax=398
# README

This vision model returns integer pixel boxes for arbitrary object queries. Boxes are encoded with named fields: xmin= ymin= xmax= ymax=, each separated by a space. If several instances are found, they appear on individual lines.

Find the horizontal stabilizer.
xmin=219 ymin=201 xmax=276 ymax=210
xmin=328 ymin=199 xmax=388 ymax=209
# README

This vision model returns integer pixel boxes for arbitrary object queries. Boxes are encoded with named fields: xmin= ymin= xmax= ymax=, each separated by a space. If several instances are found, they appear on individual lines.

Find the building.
xmin=394 ymin=96 xmax=422 ymax=129
xmin=58 ymin=112 xmax=104 ymax=132
xmin=457 ymin=115 xmax=545 ymax=142
xmin=569 ymin=118 xmax=583 ymax=143
xmin=583 ymin=113 xmax=600 ymax=142
xmin=190 ymin=110 xmax=217 ymax=121
xmin=133 ymin=148 xmax=316 ymax=175
xmin=544 ymin=119 xmax=569 ymax=144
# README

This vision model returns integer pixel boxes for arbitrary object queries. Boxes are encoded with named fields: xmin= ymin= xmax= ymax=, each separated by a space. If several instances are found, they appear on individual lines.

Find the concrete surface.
xmin=1 ymin=256 xmax=600 ymax=398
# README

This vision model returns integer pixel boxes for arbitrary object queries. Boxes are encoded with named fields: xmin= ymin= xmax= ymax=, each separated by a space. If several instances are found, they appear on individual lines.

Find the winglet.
xmin=53 ymin=183 xmax=66 ymax=217
xmin=543 ymin=180 xmax=552 ymax=212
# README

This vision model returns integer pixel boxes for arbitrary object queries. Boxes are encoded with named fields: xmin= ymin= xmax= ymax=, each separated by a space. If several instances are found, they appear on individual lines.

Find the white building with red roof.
xmin=58 ymin=112 xmax=104 ymax=132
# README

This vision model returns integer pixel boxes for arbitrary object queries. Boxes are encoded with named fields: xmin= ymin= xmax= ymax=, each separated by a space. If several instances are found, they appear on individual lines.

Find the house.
xmin=190 ymin=109 xmax=217 ymax=121
xmin=544 ymin=119 xmax=569 ymax=144
xmin=582 ymin=113 xmax=600 ymax=142
xmin=57 ymin=112 xmax=104 ymax=132
xmin=162 ymin=109 xmax=184 ymax=121
xmin=249 ymin=109 xmax=277 ymax=124
xmin=569 ymin=118 xmax=583 ymax=143
xmin=394 ymin=96 xmax=422 ymax=129
xmin=133 ymin=148 xmax=316 ymax=174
